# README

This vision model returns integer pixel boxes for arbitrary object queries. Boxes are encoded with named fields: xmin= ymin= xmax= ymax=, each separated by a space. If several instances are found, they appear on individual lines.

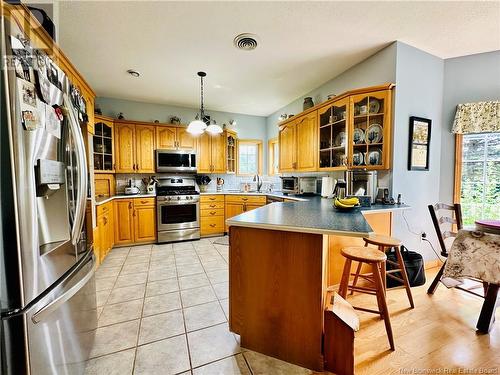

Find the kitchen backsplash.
xmin=115 ymin=170 xmax=392 ymax=195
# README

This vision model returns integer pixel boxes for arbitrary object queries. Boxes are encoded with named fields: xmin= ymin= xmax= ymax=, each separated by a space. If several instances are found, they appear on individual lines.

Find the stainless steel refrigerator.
xmin=1 ymin=12 xmax=97 ymax=375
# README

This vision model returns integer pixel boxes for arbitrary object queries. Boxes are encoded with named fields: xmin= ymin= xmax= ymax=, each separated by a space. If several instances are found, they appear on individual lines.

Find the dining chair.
xmin=427 ymin=203 xmax=485 ymax=297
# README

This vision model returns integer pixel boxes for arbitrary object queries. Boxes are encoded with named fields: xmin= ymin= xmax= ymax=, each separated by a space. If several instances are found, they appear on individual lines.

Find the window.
xmin=237 ymin=140 xmax=262 ymax=175
xmin=459 ymin=132 xmax=499 ymax=225
xmin=268 ymin=138 xmax=279 ymax=176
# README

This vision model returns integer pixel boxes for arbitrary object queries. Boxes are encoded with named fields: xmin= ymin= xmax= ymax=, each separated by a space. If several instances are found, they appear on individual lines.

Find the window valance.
xmin=452 ymin=101 xmax=500 ymax=134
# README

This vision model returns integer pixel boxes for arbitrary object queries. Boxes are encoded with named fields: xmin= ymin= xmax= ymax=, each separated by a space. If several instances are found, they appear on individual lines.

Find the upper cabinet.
xmin=115 ymin=121 xmax=155 ymax=173
xmin=197 ymin=132 xmax=227 ymax=173
xmin=279 ymin=84 xmax=394 ymax=173
xmin=348 ymin=90 xmax=392 ymax=170
xmin=115 ymin=122 xmax=136 ymax=173
xmin=226 ymin=130 xmax=237 ymax=174
xmin=156 ymin=126 xmax=196 ymax=150
xmin=93 ymin=115 xmax=115 ymax=173
xmin=279 ymin=111 xmax=317 ymax=172
xmin=318 ymin=97 xmax=349 ymax=170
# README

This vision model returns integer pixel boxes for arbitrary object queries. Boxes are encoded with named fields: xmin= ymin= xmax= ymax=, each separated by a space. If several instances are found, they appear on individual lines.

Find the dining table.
xmin=442 ymin=219 xmax=500 ymax=333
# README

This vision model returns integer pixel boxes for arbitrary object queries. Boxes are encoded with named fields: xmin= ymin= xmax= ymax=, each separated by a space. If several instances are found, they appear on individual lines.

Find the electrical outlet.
xmin=420 ymin=232 xmax=427 ymax=242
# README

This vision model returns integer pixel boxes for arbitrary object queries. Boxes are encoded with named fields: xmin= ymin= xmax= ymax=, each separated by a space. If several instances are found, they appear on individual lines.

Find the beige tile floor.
xmin=87 ymin=236 xmax=320 ymax=375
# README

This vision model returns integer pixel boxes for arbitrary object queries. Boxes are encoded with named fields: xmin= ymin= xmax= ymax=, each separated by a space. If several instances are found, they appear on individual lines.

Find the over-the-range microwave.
xmin=156 ymin=149 xmax=197 ymax=173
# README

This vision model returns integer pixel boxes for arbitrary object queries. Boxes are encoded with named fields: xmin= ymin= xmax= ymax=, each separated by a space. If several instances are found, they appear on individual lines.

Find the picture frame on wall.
xmin=408 ymin=116 xmax=431 ymax=171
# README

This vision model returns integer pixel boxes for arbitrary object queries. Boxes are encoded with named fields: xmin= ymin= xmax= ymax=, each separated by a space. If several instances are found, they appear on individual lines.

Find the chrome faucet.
xmin=253 ymin=174 xmax=262 ymax=193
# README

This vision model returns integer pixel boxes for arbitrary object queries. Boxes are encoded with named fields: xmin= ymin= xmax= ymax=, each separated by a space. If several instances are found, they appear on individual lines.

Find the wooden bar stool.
xmin=338 ymin=246 xmax=395 ymax=350
xmin=350 ymin=234 xmax=414 ymax=309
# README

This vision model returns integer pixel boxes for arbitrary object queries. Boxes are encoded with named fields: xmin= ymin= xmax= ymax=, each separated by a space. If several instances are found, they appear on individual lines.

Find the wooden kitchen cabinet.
xmin=197 ymin=133 xmax=227 ymax=173
xmin=156 ymin=126 xmax=196 ymax=150
xmin=224 ymin=195 xmax=266 ymax=232
xmin=133 ymin=198 xmax=156 ymax=243
xmin=135 ymin=125 xmax=155 ymax=173
xmin=96 ymin=201 xmax=114 ymax=263
xmin=279 ymin=121 xmax=296 ymax=172
xmin=200 ymin=195 xmax=225 ymax=236
xmin=115 ymin=121 xmax=156 ymax=173
xmin=296 ymin=112 xmax=318 ymax=171
xmin=114 ymin=199 xmax=135 ymax=245
xmin=279 ymin=112 xmax=317 ymax=172
xmin=115 ymin=123 xmax=136 ymax=173
xmin=93 ymin=115 xmax=115 ymax=173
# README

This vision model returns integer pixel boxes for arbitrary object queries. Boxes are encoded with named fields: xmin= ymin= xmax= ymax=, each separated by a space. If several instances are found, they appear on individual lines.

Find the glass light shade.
xmin=206 ymin=122 xmax=223 ymax=134
xmin=187 ymin=119 xmax=207 ymax=135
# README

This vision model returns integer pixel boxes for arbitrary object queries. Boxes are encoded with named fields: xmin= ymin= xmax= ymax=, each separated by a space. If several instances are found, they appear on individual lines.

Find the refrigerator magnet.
xmin=17 ymin=78 xmax=41 ymax=131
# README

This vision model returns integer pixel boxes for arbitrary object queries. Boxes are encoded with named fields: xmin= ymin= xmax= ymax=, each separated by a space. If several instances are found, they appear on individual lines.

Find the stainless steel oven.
xmin=156 ymin=177 xmax=200 ymax=243
xmin=156 ymin=149 xmax=197 ymax=173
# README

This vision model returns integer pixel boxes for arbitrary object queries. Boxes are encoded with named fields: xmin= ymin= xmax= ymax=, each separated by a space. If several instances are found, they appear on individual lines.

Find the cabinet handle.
xmin=141 ymin=200 xmax=148 ymax=204
xmin=103 ymin=217 xmax=107 ymax=225
xmin=209 ymin=197 xmax=216 ymax=201
xmin=129 ymin=202 xmax=132 ymax=209
xmin=209 ymin=224 xmax=216 ymax=227
xmin=209 ymin=204 xmax=216 ymax=208
xmin=243 ymin=204 xmax=247 ymax=211
xmin=210 ymin=211 xmax=216 ymax=215
xmin=242 ymin=197 xmax=248 ymax=201
xmin=133 ymin=209 xmax=136 ymax=217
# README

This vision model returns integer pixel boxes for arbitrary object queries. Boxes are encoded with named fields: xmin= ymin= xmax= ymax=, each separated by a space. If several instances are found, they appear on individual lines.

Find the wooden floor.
xmin=350 ymin=267 xmax=499 ymax=375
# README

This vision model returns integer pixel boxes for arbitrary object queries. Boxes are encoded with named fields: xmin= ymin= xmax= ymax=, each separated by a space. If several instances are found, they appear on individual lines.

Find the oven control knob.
xmin=177 ymin=196 xmax=181 ymax=200
xmin=167 ymin=197 xmax=172 ymax=201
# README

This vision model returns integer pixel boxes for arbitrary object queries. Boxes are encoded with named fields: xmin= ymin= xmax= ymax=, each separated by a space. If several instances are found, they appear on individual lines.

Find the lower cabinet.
xmin=114 ymin=199 xmax=135 ymax=245
xmin=133 ymin=198 xmax=156 ymax=243
xmin=224 ymin=195 xmax=266 ymax=232
xmin=96 ymin=201 xmax=114 ymax=263
xmin=200 ymin=195 xmax=225 ymax=236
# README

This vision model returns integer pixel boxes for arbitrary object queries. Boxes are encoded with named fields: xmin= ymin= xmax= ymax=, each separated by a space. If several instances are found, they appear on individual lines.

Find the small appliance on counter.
xmin=124 ymin=179 xmax=141 ymax=195
xmin=333 ymin=179 xmax=347 ymax=199
xmin=321 ymin=176 xmax=336 ymax=198
xmin=375 ymin=187 xmax=395 ymax=205
xmin=280 ymin=176 xmax=316 ymax=195
xmin=346 ymin=170 xmax=377 ymax=203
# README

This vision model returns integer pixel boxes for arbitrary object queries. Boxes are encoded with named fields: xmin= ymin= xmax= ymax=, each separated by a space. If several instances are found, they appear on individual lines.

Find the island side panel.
xmin=327 ymin=212 xmax=392 ymax=286
xmin=229 ymin=226 xmax=326 ymax=371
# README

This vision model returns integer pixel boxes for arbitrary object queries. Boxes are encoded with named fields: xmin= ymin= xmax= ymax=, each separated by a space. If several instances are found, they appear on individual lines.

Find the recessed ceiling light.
xmin=126 ymin=69 xmax=140 ymax=78
xmin=233 ymin=33 xmax=259 ymax=51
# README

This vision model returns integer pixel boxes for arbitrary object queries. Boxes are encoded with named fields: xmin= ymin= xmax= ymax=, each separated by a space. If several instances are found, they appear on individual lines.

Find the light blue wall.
xmin=96 ymin=97 xmax=269 ymax=173
xmin=266 ymin=43 xmax=398 ymax=140
xmin=439 ymin=51 xmax=500 ymax=203
xmin=391 ymin=42 xmax=444 ymax=260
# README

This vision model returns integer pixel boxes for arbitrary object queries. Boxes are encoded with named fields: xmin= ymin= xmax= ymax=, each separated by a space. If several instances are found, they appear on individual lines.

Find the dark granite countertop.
xmin=226 ymin=195 xmax=410 ymax=237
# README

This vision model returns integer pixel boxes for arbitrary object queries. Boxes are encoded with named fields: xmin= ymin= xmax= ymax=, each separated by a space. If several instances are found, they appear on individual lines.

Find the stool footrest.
xmin=387 ymin=274 xmax=404 ymax=283
xmin=347 ymin=285 xmax=377 ymax=295
xmin=386 ymin=259 xmax=399 ymax=267
xmin=353 ymin=306 xmax=381 ymax=315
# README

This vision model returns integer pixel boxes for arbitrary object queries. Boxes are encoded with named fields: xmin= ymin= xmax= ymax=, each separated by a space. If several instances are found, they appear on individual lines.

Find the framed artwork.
xmin=408 ymin=116 xmax=431 ymax=171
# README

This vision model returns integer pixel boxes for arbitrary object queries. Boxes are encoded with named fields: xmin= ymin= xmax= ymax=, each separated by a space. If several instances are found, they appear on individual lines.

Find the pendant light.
xmin=187 ymin=71 xmax=223 ymax=135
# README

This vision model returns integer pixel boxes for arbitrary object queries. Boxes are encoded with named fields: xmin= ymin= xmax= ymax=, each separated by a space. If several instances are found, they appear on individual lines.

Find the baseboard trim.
xmin=424 ymin=259 xmax=442 ymax=270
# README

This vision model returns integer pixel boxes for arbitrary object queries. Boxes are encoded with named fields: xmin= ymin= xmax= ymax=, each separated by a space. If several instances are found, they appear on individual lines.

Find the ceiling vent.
xmin=233 ymin=33 xmax=259 ymax=51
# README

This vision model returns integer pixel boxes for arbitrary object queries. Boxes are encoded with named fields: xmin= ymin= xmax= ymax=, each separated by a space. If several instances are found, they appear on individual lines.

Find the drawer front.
xmin=200 ymin=201 xmax=225 ymax=210
xmin=200 ymin=208 xmax=224 ymax=217
xmin=134 ymin=197 xmax=155 ymax=207
xmin=201 ymin=216 xmax=225 ymax=235
xmin=225 ymin=195 xmax=266 ymax=204
xmin=96 ymin=201 xmax=112 ymax=216
xmin=200 ymin=195 xmax=224 ymax=203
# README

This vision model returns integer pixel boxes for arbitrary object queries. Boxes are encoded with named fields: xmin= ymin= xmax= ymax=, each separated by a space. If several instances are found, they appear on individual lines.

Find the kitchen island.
xmin=226 ymin=197 xmax=409 ymax=371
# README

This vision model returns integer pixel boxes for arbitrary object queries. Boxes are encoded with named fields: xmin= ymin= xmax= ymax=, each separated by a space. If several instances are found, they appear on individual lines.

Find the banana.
xmin=334 ymin=198 xmax=355 ymax=208
xmin=338 ymin=197 xmax=359 ymax=206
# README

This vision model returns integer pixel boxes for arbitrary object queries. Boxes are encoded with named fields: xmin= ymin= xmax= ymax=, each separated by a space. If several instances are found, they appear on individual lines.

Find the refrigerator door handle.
xmin=31 ymin=254 xmax=95 ymax=324
xmin=65 ymin=94 xmax=88 ymax=245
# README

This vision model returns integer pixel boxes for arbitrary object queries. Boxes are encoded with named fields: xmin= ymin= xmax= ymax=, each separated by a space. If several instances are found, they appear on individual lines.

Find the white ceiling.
xmin=58 ymin=1 xmax=500 ymax=116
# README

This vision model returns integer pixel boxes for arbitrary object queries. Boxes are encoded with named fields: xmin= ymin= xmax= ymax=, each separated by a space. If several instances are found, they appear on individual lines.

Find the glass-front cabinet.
xmin=93 ymin=115 xmax=115 ymax=172
xmin=226 ymin=130 xmax=237 ymax=173
xmin=318 ymin=88 xmax=392 ymax=171
xmin=318 ymin=97 xmax=349 ymax=170
xmin=349 ymin=90 xmax=391 ymax=169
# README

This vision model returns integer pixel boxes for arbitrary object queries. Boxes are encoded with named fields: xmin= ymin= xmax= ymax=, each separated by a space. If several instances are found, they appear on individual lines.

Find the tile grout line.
xmin=131 ymin=244 xmax=153 ymax=375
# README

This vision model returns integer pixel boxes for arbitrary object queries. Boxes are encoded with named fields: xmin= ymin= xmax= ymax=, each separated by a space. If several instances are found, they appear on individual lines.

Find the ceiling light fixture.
xmin=187 ymin=72 xmax=223 ymax=135
xmin=126 ymin=69 xmax=140 ymax=78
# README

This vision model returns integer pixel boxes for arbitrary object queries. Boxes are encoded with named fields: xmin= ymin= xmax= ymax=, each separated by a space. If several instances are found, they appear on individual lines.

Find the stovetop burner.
xmin=158 ymin=190 xmax=199 ymax=196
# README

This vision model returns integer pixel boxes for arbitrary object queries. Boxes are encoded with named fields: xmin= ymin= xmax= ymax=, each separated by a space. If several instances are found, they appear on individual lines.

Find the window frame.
xmin=268 ymin=137 xmax=279 ymax=176
xmin=454 ymin=132 xmax=499 ymax=221
xmin=237 ymin=139 xmax=263 ymax=176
